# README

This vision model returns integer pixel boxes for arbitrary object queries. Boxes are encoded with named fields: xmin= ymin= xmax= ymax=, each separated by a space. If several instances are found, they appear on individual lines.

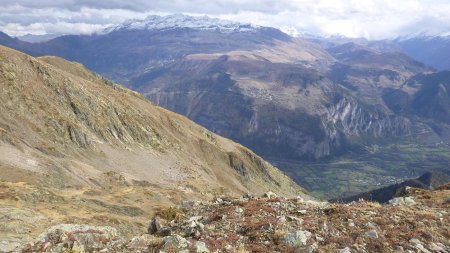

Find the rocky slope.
xmin=12 ymin=184 xmax=450 ymax=252
xmin=0 ymin=45 xmax=307 ymax=251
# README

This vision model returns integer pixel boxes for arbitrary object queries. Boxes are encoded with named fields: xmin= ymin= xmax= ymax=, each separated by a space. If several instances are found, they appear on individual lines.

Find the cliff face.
xmin=323 ymin=98 xmax=409 ymax=138
xmin=321 ymin=97 xmax=413 ymax=149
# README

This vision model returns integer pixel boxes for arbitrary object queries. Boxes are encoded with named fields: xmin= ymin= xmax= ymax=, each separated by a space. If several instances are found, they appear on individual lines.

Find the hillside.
xmin=0 ymin=45 xmax=306 ymax=250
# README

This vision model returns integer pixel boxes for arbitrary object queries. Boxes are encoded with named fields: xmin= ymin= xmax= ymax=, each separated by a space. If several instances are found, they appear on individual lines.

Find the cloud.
xmin=0 ymin=0 xmax=297 ymax=14
xmin=1 ymin=22 xmax=110 ymax=36
xmin=0 ymin=0 xmax=449 ymax=39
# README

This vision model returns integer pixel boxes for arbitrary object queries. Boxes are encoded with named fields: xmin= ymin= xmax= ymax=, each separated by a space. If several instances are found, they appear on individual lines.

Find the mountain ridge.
xmin=107 ymin=14 xmax=261 ymax=33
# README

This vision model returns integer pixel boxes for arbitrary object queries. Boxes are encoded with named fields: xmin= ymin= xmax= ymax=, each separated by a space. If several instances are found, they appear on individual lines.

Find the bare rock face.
xmin=68 ymin=126 xmax=91 ymax=148
xmin=323 ymin=97 xmax=411 ymax=139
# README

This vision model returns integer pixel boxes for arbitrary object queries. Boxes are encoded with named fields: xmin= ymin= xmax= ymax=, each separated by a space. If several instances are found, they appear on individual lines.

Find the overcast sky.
xmin=1 ymin=0 xmax=450 ymax=39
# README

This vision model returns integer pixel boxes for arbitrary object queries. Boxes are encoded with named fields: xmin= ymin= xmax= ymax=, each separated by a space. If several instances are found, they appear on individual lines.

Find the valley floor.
xmin=272 ymin=144 xmax=450 ymax=199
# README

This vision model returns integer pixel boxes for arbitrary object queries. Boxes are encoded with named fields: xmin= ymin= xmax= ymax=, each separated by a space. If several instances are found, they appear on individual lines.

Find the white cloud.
xmin=0 ymin=0 xmax=449 ymax=39
xmin=1 ymin=22 xmax=111 ymax=36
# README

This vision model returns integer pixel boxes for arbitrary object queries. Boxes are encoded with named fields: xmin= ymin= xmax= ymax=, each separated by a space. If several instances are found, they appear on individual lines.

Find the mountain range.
xmin=1 ymin=14 xmax=449 ymax=199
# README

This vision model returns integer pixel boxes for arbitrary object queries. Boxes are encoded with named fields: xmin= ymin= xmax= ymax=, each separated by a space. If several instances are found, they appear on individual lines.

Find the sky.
xmin=1 ymin=0 xmax=450 ymax=40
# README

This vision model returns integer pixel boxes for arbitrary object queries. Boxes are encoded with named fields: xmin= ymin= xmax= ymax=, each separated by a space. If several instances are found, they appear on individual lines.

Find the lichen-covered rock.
xmin=193 ymin=241 xmax=210 ymax=253
xmin=262 ymin=191 xmax=278 ymax=199
xmin=364 ymin=230 xmax=378 ymax=239
xmin=338 ymin=247 xmax=351 ymax=253
xmin=389 ymin=196 xmax=416 ymax=206
xmin=160 ymin=235 xmax=190 ymax=252
xmin=282 ymin=230 xmax=312 ymax=247
xmin=127 ymin=234 xmax=156 ymax=250
xmin=31 ymin=224 xmax=121 ymax=252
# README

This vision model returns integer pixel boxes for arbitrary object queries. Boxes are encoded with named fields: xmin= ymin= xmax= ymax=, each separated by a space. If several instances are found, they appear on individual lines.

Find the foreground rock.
xmin=18 ymin=224 xmax=121 ymax=253
xmin=9 ymin=185 xmax=450 ymax=252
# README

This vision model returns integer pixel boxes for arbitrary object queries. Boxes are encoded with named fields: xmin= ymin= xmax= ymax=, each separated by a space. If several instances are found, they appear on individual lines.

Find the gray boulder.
xmin=30 ymin=224 xmax=121 ymax=252
xmin=282 ymin=230 xmax=312 ymax=247
xmin=160 ymin=235 xmax=190 ymax=252
xmin=148 ymin=217 xmax=171 ymax=236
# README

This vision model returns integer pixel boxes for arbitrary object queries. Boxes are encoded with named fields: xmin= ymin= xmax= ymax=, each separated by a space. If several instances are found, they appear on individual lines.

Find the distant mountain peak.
xmin=16 ymin=33 xmax=61 ymax=43
xmin=395 ymin=32 xmax=450 ymax=42
xmin=108 ymin=14 xmax=261 ymax=33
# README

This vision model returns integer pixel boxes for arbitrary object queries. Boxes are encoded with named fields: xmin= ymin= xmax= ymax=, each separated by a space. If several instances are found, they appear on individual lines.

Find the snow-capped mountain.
xmin=394 ymin=33 xmax=450 ymax=43
xmin=108 ymin=14 xmax=261 ymax=33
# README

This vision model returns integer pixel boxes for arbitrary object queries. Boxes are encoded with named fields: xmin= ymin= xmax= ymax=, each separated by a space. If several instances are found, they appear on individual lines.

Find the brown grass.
xmin=243 ymin=200 xmax=276 ymax=216
xmin=203 ymin=238 xmax=227 ymax=251
xmin=208 ymin=205 xmax=235 ymax=222
xmin=245 ymin=243 xmax=271 ymax=253
xmin=154 ymin=206 xmax=183 ymax=221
